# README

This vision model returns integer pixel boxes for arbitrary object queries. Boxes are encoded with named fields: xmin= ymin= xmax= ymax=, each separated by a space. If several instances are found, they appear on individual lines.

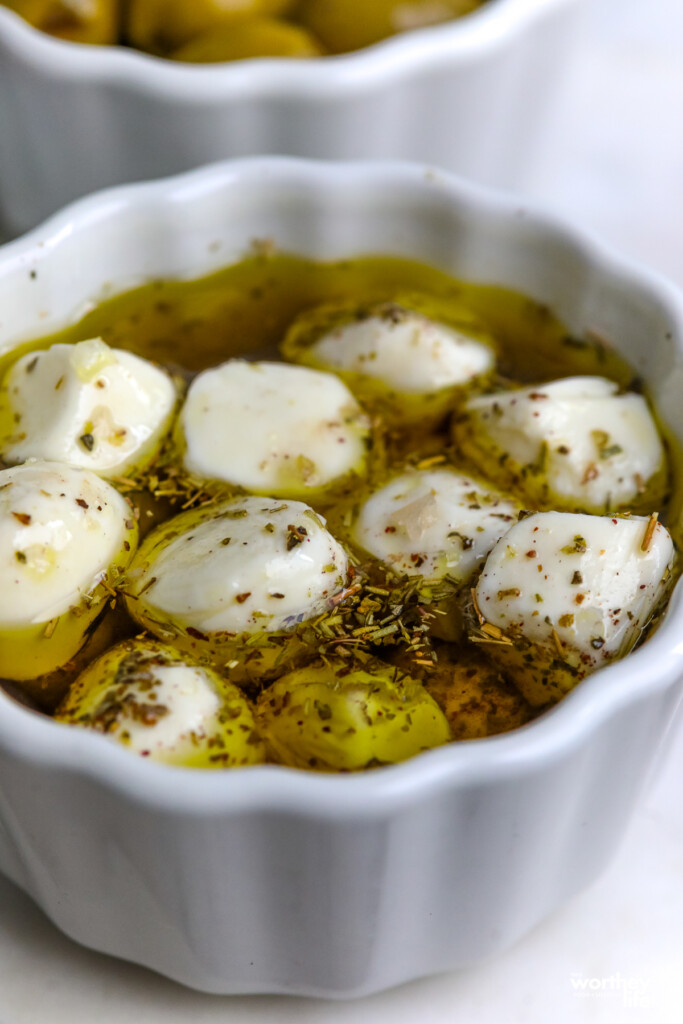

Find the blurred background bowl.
xmin=0 ymin=0 xmax=585 ymax=237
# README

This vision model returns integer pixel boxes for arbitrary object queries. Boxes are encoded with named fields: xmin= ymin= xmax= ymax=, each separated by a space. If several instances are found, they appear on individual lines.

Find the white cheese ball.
xmin=121 ymin=664 xmax=220 ymax=754
xmin=126 ymin=496 xmax=348 ymax=677
xmin=0 ymin=461 xmax=137 ymax=680
xmin=0 ymin=338 xmax=177 ymax=478
xmin=56 ymin=640 xmax=265 ymax=769
xmin=353 ymin=468 xmax=520 ymax=585
xmin=474 ymin=510 xmax=674 ymax=705
xmin=455 ymin=377 xmax=666 ymax=513
xmin=178 ymin=360 xmax=370 ymax=498
xmin=309 ymin=307 xmax=495 ymax=396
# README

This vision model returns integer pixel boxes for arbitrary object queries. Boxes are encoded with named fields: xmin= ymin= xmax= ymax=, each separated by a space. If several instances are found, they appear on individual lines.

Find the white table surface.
xmin=1 ymin=1 xmax=683 ymax=1021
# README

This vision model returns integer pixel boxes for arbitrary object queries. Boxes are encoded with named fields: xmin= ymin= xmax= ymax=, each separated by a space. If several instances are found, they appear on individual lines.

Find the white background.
xmin=1 ymin=0 xmax=683 ymax=1020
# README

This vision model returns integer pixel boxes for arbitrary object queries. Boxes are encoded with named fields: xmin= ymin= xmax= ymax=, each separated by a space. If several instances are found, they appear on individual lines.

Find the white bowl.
xmin=0 ymin=0 xmax=584 ymax=236
xmin=0 ymin=158 xmax=682 ymax=998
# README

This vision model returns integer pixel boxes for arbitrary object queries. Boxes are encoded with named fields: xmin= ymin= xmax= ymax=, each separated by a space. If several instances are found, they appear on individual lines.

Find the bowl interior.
xmin=0 ymin=157 xmax=682 ymax=806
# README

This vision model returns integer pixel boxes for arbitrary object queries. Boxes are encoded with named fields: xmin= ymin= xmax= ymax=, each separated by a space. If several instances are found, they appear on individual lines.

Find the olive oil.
xmin=0 ymin=253 xmax=671 ymax=724
xmin=37 ymin=254 xmax=634 ymax=386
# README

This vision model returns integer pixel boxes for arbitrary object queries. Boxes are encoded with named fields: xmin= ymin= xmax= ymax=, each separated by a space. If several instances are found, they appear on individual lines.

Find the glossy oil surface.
xmin=0 ymin=252 xmax=652 ymax=717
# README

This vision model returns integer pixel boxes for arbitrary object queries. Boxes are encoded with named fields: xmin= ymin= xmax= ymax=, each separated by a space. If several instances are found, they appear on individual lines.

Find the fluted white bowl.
xmin=0 ymin=158 xmax=682 ymax=998
xmin=0 ymin=0 xmax=584 ymax=236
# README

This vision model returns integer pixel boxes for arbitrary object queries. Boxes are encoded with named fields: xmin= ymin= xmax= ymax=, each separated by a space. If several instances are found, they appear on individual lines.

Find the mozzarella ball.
xmin=0 ymin=461 xmax=137 ymax=681
xmin=472 ymin=511 xmax=675 ymax=705
xmin=454 ymin=376 xmax=667 ymax=514
xmin=0 ymin=338 xmax=177 ymax=478
xmin=177 ymin=360 xmax=370 ymax=499
xmin=125 ymin=496 xmax=348 ymax=681
xmin=309 ymin=307 xmax=493 ymax=393
xmin=353 ymin=467 xmax=520 ymax=584
xmin=56 ymin=639 xmax=265 ymax=768
xmin=256 ymin=659 xmax=451 ymax=771
xmin=282 ymin=300 xmax=496 ymax=425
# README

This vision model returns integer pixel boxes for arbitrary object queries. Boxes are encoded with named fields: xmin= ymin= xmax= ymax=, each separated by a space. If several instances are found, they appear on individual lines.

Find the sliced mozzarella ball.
xmin=282 ymin=300 xmax=496 ymax=424
xmin=178 ymin=360 xmax=369 ymax=498
xmin=309 ymin=305 xmax=494 ymax=394
xmin=0 ymin=337 xmax=177 ymax=477
xmin=473 ymin=511 xmax=674 ymax=706
xmin=125 ymin=496 xmax=348 ymax=679
xmin=454 ymin=376 xmax=667 ymax=513
xmin=56 ymin=639 xmax=265 ymax=769
xmin=0 ymin=461 xmax=137 ymax=681
xmin=353 ymin=468 xmax=520 ymax=585
xmin=256 ymin=659 xmax=451 ymax=771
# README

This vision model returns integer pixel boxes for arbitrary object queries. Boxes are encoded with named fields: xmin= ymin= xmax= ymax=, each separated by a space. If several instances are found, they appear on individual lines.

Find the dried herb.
xmin=641 ymin=512 xmax=659 ymax=552
xmin=286 ymin=524 xmax=308 ymax=551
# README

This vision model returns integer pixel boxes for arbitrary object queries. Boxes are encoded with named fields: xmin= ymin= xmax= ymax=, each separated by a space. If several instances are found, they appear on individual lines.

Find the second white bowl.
xmin=0 ymin=0 xmax=584 ymax=236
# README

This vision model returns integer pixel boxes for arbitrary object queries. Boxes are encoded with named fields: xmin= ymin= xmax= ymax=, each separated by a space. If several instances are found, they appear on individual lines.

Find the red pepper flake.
xmin=186 ymin=626 xmax=209 ymax=641
xmin=75 ymin=498 xmax=89 ymax=510
xmin=235 ymin=592 xmax=251 ymax=604
xmin=11 ymin=511 xmax=31 ymax=525
xmin=525 ymin=550 xmax=537 ymax=558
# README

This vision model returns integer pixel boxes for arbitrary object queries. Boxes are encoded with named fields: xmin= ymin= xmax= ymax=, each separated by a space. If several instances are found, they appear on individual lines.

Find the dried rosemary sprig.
xmin=298 ymin=563 xmax=458 ymax=670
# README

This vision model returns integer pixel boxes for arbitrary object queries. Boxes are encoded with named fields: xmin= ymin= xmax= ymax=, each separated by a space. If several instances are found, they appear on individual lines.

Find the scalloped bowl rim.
xmin=0 ymin=157 xmax=682 ymax=816
xmin=0 ymin=0 xmax=577 ymax=95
